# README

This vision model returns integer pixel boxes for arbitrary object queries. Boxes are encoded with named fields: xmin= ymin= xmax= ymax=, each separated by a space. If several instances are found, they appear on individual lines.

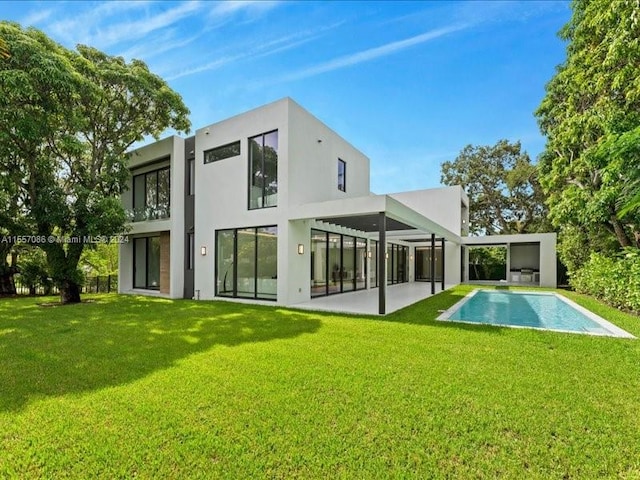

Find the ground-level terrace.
xmin=120 ymin=191 xmax=556 ymax=315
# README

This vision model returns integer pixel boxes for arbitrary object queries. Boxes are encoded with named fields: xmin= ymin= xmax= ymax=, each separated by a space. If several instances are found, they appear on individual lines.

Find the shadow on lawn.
xmin=0 ymin=295 xmax=322 ymax=412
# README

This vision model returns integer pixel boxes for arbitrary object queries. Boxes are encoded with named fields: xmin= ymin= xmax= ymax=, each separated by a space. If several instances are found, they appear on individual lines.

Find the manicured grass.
xmin=1 ymin=286 xmax=639 ymax=478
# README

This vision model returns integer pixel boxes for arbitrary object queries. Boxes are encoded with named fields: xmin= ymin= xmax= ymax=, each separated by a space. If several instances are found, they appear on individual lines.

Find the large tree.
xmin=0 ymin=22 xmax=190 ymax=303
xmin=535 ymin=0 xmax=640 ymax=252
xmin=441 ymin=140 xmax=549 ymax=235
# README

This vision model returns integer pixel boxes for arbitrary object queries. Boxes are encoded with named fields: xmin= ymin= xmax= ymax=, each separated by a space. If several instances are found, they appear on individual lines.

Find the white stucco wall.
xmin=390 ymin=186 xmax=469 ymax=236
xmin=287 ymin=100 xmax=370 ymax=205
xmin=192 ymin=98 xmax=375 ymax=303
xmin=193 ymin=99 xmax=289 ymax=301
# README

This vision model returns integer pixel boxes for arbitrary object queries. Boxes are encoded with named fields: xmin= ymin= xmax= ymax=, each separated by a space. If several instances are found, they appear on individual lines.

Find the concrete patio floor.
xmin=292 ymin=282 xmax=457 ymax=316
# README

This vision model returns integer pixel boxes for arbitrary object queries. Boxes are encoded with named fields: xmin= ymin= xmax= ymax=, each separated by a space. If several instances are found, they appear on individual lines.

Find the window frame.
xmin=133 ymin=235 xmax=161 ymax=290
xmin=132 ymin=165 xmax=171 ymax=221
xmin=338 ymin=158 xmax=346 ymax=192
xmin=215 ymin=225 xmax=278 ymax=301
xmin=248 ymin=129 xmax=278 ymax=210
xmin=203 ymin=140 xmax=241 ymax=164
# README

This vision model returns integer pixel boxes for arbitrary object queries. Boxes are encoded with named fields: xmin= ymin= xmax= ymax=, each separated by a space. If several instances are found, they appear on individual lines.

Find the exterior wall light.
xmin=367 ymin=251 xmax=372 ymax=258
xmin=200 ymin=246 xmax=207 ymax=256
xmin=297 ymin=244 xmax=304 ymax=255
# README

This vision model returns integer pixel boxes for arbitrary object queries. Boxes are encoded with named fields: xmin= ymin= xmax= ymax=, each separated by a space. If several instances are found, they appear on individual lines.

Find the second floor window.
xmin=338 ymin=159 xmax=346 ymax=192
xmin=249 ymin=130 xmax=278 ymax=209
xmin=132 ymin=167 xmax=170 ymax=221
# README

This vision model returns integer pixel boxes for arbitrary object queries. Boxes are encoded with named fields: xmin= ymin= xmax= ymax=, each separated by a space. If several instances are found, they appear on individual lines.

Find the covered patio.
xmin=293 ymin=281 xmax=456 ymax=315
xmin=290 ymin=194 xmax=462 ymax=315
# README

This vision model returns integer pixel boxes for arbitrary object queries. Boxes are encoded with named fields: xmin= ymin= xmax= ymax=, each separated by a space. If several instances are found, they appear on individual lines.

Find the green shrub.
xmin=571 ymin=249 xmax=640 ymax=313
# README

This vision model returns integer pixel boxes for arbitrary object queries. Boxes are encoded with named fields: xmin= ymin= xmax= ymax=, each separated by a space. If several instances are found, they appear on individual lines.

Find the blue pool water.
xmin=439 ymin=290 xmax=634 ymax=338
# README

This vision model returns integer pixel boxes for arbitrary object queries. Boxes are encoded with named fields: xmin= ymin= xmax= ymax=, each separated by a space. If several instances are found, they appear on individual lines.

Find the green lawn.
xmin=1 ymin=286 xmax=639 ymax=479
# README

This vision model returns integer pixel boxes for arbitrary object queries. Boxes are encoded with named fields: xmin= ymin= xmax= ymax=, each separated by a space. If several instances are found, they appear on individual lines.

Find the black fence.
xmin=13 ymin=275 xmax=118 ymax=296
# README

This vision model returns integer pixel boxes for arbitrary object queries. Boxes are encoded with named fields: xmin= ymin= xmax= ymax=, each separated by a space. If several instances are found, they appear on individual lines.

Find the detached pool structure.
xmin=438 ymin=290 xmax=635 ymax=338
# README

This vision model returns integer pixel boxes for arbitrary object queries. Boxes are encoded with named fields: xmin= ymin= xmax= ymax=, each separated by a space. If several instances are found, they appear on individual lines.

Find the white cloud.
xmin=21 ymin=8 xmax=55 ymax=26
xmin=277 ymin=24 xmax=470 ymax=83
xmin=47 ymin=1 xmax=202 ymax=49
xmin=166 ymin=21 xmax=344 ymax=81
xmin=208 ymin=0 xmax=281 ymax=20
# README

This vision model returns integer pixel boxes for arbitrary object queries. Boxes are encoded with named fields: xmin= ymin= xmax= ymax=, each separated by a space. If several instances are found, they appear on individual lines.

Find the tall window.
xmin=386 ymin=243 xmax=409 ymax=285
xmin=216 ymin=226 xmax=277 ymax=300
xmin=134 ymin=236 xmax=161 ymax=289
xmin=415 ymin=246 xmax=443 ymax=282
xmin=187 ymin=158 xmax=195 ymax=195
xmin=132 ymin=166 xmax=170 ymax=221
xmin=187 ymin=233 xmax=195 ymax=270
xmin=338 ymin=159 xmax=346 ymax=192
xmin=249 ymin=130 xmax=278 ymax=209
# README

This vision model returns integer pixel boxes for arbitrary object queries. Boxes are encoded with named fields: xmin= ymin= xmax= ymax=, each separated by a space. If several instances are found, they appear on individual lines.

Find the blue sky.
xmin=3 ymin=0 xmax=570 ymax=193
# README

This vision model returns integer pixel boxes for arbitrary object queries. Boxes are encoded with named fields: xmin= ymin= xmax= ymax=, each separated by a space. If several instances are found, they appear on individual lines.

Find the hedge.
xmin=571 ymin=249 xmax=640 ymax=314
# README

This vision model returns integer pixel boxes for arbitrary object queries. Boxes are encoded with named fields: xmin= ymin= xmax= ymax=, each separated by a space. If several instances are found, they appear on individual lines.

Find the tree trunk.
xmin=0 ymin=271 xmax=16 ymax=295
xmin=60 ymin=280 xmax=81 ymax=304
xmin=610 ymin=215 xmax=632 ymax=247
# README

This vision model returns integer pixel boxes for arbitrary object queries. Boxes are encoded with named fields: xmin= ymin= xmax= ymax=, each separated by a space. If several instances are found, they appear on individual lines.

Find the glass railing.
xmin=126 ymin=203 xmax=170 ymax=222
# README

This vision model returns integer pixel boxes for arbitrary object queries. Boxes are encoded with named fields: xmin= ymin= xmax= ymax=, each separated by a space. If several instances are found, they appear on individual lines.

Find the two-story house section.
xmin=119 ymin=136 xmax=188 ymax=298
xmin=119 ymin=97 xmax=557 ymax=314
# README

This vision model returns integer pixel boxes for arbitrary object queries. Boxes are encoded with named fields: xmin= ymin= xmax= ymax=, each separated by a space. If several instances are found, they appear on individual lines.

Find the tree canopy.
xmin=441 ymin=140 xmax=549 ymax=236
xmin=0 ymin=22 xmax=191 ymax=303
xmin=535 ymin=0 xmax=640 ymax=252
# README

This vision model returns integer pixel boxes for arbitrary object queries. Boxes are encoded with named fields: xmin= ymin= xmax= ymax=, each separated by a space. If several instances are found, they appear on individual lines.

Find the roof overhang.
xmin=289 ymin=194 xmax=462 ymax=243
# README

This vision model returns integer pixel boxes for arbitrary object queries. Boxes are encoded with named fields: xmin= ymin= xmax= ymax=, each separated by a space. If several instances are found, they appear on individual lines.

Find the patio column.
xmin=378 ymin=212 xmax=386 ymax=315
xmin=506 ymin=242 xmax=511 ymax=282
xmin=441 ymin=238 xmax=445 ymax=292
xmin=430 ymin=233 xmax=436 ymax=295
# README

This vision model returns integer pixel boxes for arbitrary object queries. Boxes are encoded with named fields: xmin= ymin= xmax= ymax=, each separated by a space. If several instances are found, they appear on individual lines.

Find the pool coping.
xmin=437 ymin=289 xmax=636 ymax=339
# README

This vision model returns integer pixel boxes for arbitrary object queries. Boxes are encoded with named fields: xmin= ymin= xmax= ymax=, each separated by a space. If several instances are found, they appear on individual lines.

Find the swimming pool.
xmin=437 ymin=290 xmax=635 ymax=338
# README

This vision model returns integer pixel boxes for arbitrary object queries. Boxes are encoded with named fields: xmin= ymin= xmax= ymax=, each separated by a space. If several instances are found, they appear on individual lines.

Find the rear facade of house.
xmin=119 ymin=98 xmax=556 ymax=313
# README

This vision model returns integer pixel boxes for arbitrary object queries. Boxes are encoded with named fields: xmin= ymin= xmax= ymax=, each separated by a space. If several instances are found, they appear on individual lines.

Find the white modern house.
xmin=119 ymin=98 xmax=556 ymax=314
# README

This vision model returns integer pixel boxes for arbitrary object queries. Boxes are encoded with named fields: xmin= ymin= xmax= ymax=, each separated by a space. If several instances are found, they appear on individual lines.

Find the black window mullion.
xmin=145 ymin=237 xmax=149 ymax=289
xmin=254 ymin=228 xmax=258 ymax=299
xmin=233 ymin=230 xmax=238 ymax=297
xmin=325 ymin=232 xmax=329 ymax=296
xmin=340 ymin=235 xmax=344 ymax=293
xmin=261 ymin=135 xmax=266 ymax=208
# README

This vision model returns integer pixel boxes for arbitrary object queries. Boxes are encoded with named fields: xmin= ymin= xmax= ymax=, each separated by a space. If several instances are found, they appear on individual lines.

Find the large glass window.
xmin=328 ymin=233 xmax=341 ymax=294
xmin=356 ymin=238 xmax=367 ymax=290
xmin=133 ymin=236 xmax=161 ymax=290
xmin=215 ymin=226 xmax=278 ymax=301
xmin=386 ymin=243 xmax=409 ymax=286
xmin=311 ymin=230 xmax=327 ymax=298
xmin=415 ymin=246 xmax=443 ymax=282
xmin=134 ymin=238 xmax=146 ymax=288
xmin=204 ymin=141 xmax=241 ymax=164
xmin=342 ymin=236 xmax=355 ymax=292
xmin=249 ymin=130 xmax=278 ymax=209
xmin=237 ymin=228 xmax=256 ymax=298
xmin=310 ymin=229 xmax=368 ymax=297
xmin=132 ymin=166 xmax=170 ymax=221
xmin=256 ymin=227 xmax=278 ymax=300
xmin=216 ymin=230 xmax=235 ymax=297
xmin=370 ymin=240 xmax=378 ymax=288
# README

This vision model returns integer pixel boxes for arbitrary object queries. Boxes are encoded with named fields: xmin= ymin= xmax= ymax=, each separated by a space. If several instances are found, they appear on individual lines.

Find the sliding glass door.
xmin=311 ymin=229 xmax=368 ymax=298
xmin=215 ymin=226 xmax=278 ymax=300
